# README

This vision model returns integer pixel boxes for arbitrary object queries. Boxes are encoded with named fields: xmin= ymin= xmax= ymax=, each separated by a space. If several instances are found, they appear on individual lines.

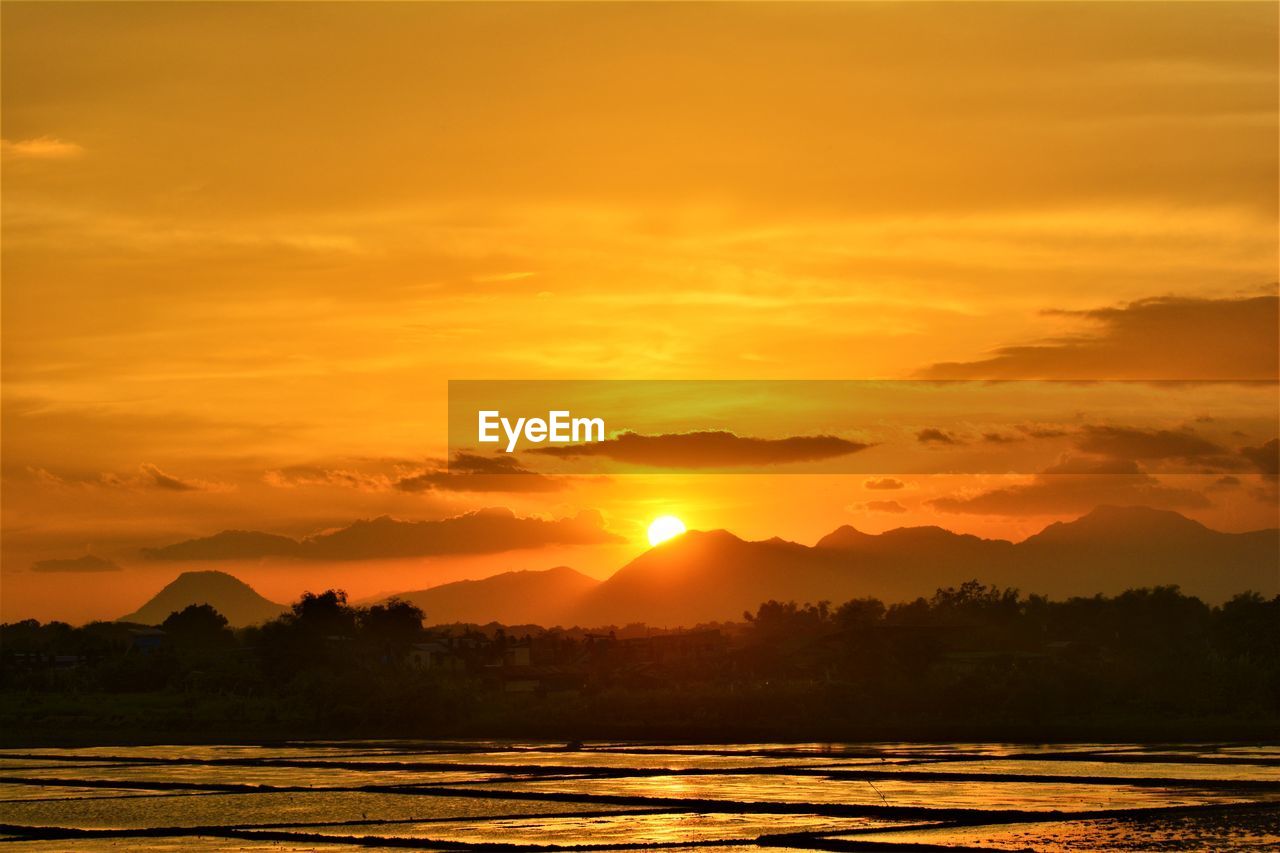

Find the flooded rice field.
xmin=0 ymin=741 xmax=1276 ymax=851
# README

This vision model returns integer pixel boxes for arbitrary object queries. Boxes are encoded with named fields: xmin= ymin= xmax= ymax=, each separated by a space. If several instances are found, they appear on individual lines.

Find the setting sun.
xmin=647 ymin=515 xmax=687 ymax=547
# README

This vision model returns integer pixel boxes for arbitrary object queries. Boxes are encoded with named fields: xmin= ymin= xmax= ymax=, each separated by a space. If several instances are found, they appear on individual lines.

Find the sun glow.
xmin=647 ymin=515 xmax=687 ymax=546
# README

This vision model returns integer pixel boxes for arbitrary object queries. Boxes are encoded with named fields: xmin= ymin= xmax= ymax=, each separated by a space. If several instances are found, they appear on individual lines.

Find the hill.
xmin=119 ymin=571 xmax=286 ymax=627
xmin=393 ymin=567 xmax=598 ymax=626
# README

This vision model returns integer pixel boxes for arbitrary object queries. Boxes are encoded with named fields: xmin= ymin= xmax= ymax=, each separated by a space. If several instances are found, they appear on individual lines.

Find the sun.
xmin=647 ymin=515 xmax=687 ymax=546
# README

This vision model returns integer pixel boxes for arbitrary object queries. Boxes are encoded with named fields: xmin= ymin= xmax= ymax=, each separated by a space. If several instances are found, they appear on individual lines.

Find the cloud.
xmin=982 ymin=432 xmax=1020 ymax=444
xmin=1074 ymin=425 xmax=1227 ymax=461
xmin=864 ymin=478 xmax=905 ymax=490
xmin=2 ymin=137 xmax=85 ymax=161
xmin=263 ymin=454 xmax=569 ymax=494
xmin=142 ymin=507 xmax=622 ymax=561
xmin=863 ymin=500 xmax=908 ymax=513
xmin=922 ymin=294 xmax=1279 ymax=380
xmin=917 ymin=428 xmax=963 ymax=445
xmin=89 ymin=464 xmax=232 ymax=492
xmin=20 ymin=463 xmax=230 ymax=493
xmin=31 ymin=554 xmax=121 ymax=573
xmin=928 ymin=456 xmax=1211 ymax=516
xmin=138 ymin=463 xmax=206 ymax=492
xmin=141 ymin=530 xmax=303 ymax=561
xmin=1241 ymin=439 xmax=1279 ymax=477
xmin=1018 ymin=425 xmax=1071 ymax=439
xmin=531 ymin=430 xmax=869 ymax=468
xmin=263 ymin=465 xmax=391 ymax=491
xmin=394 ymin=453 xmax=566 ymax=493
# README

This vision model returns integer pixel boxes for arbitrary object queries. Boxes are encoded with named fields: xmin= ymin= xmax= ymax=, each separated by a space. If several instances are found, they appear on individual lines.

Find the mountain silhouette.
xmin=391 ymin=566 xmax=599 ymax=626
xmin=141 ymin=508 xmax=621 ymax=561
xmin=119 ymin=570 xmax=286 ymax=627
xmin=570 ymin=506 xmax=1278 ymax=626
xmin=141 ymin=531 xmax=302 ymax=561
xmin=571 ymin=530 xmax=850 ymax=627
xmin=124 ymin=507 xmax=1278 ymax=629
xmin=1015 ymin=505 xmax=1277 ymax=596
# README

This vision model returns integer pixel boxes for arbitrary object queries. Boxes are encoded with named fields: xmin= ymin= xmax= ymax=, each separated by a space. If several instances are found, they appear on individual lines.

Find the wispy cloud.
xmin=119 ymin=464 xmax=229 ymax=493
xmin=394 ymin=453 xmax=566 ymax=494
xmin=31 ymin=554 xmax=121 ymax=573
xmin=864 ymin=478 xmax=905 ymax=490
xmin=862 ymin=500 xmax=907 ymax=513
xmin=2 ymin=137 xmax=85 ymax=161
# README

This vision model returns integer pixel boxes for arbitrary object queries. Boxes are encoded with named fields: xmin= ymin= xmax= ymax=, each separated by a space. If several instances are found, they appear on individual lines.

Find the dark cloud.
xmin=142 ymin=530 xmax=303 ymax=561
xmin=1241 ymin=439 xmax=1279 ymax=477
xmin=917 ymin=428 xmax=963 ymax=445
xmin=982 ymin=432 xmax=1020 ymax=444
xmin=928 ymin=457 xmax=1211 ymax=516
xmin=864 ymin=478 xmax=905 ymax=490
xmin=142 ymin=507 xmax=622 ymax=561
xmin=922 ymin=294 xmax=1279 ymax=380
xmin=1074 ymin=425 xmax=1227 ymax=461
xmin=394 ymin=453 xmax=566 ymax=493
xmin=265 ymin=454 xmax=568 ymax=494
xmin=531 ymin=430 xmax=869 ymax=468
xmin=31 ymin=554 xmax=121 ymax=573
xmin=863 ymin=500 xmax=908 ymax=513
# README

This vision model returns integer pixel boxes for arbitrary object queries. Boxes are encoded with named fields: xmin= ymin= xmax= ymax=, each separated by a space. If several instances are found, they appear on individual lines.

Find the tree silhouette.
xmin=161 ymin=604 xmax=232 ymax=649
xmin=291 ymin=590 xmax=357 ymax=637
xmin=361 ymin=598 xmax=425 ymax=660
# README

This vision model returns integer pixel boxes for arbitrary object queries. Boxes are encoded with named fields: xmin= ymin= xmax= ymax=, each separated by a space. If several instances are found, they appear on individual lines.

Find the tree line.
xmin=2 ymin=582 xmax=1277 ymax=740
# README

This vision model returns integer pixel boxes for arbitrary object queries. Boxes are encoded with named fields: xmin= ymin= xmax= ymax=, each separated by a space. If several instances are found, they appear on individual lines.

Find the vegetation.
xmin=2 ymin=582 xmax=1278 ymax=744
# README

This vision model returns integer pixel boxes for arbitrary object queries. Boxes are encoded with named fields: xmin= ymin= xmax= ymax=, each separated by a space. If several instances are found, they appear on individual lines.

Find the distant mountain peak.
xmin=881 ymin=524 xmax=969 ymax=540
xmin=680 ymin=528 xmax=742 ymax=543
xmin=119 ymin=570 xmax=286 ymax=627
xmin=1082 ymin=504 xmax=1210 ymax=526
xmin=632 ymin=528 xmax=745 ymax=555
xmin=814 ymin=524 xmax=874 ymax=549
xmin=817 ymin=523 xmax=989 ymax=550
xmin=1027 ymin=504 xmax=1213 ymax=545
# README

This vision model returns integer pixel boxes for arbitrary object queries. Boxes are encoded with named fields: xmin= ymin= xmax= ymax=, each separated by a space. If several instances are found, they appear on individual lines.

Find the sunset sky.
xmin=2 ymin=1 xmax=1277 ymax=624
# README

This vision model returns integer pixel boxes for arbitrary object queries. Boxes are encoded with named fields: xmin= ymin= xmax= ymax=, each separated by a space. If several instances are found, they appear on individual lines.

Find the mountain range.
xmin=119 ymin=506 xmax=1278 ymax=628
xmin=574 ymin=506 xmax=1276 ymax=625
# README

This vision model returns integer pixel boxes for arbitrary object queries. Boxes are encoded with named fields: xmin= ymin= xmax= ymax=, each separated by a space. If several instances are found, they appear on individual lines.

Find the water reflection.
xmin=0 ymin=740 xmax=1275 ymax=851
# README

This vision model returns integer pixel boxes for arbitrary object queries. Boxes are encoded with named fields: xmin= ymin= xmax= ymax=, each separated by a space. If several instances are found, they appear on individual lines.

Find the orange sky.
xmin=2 ymin=2 xmax=1277 ymax=624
